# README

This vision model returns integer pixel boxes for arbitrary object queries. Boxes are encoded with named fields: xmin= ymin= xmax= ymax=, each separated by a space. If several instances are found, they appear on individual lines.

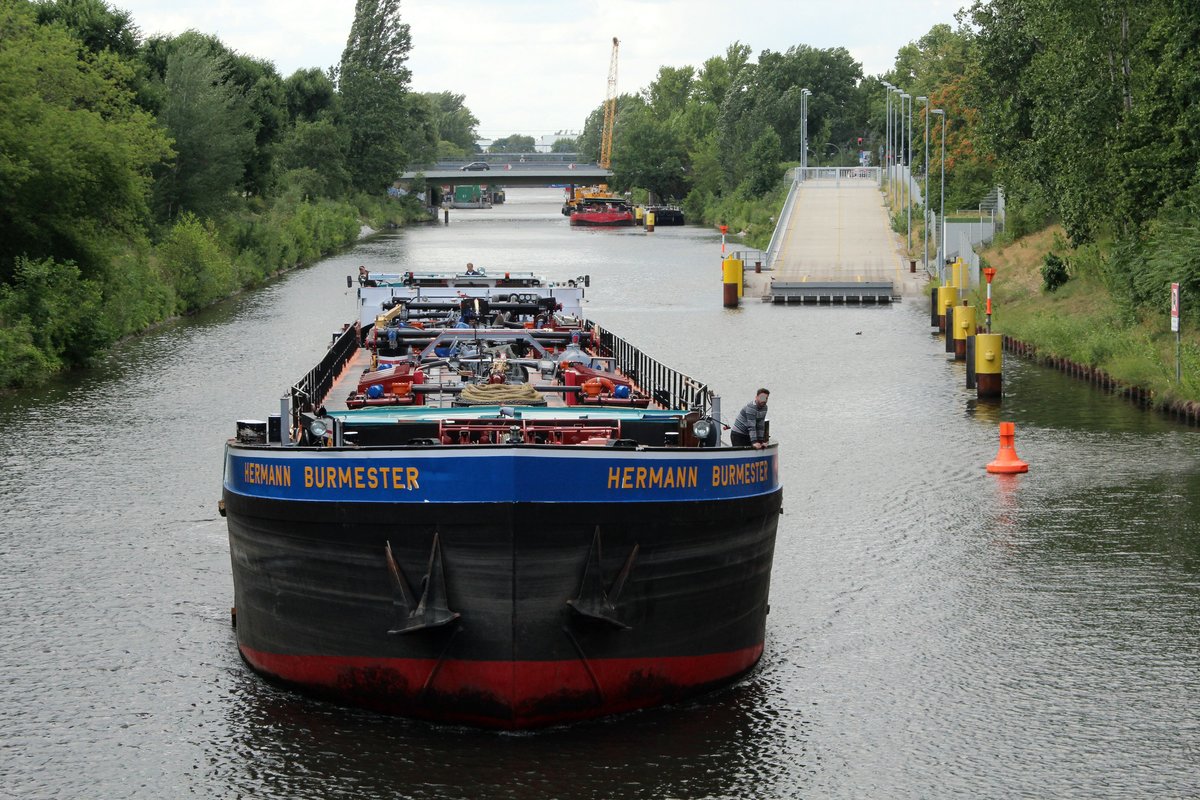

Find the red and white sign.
xmin=1171 ymin=282 xmax=1180 ymax=332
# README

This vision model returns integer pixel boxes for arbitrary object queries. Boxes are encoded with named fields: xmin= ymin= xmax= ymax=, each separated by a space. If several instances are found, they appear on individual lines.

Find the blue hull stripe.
xmin=224 ymin=447 xmax=779 ymax=504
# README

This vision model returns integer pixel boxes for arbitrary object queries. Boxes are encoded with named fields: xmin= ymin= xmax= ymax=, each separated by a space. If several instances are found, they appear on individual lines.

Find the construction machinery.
xmin=599 ymin=37 xmax=619 ymax=169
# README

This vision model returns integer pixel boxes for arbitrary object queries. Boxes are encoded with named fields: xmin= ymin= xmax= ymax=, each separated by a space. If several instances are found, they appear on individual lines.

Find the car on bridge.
xmin=460 ymin=161 xmax=490 ymax=171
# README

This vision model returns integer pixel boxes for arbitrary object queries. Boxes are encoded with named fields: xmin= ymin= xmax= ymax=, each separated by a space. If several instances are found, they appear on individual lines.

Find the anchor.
xmin=567 ymin=526 xmax=638 ymax=630
xmin=386 ymin=533 xmax=461 ymax=635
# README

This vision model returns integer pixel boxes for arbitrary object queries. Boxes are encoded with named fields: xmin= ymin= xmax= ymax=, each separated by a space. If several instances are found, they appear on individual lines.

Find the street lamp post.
xmin=931 ymin=108 xmax=947 ymax=283
xmin=882 ymin=81 xmax=893 ymax=201
xmin=891 ymin=87 xmax=903 ymax=210
xmin=901 ymin=93 xmax=911 ymax=253
xmin=801 ymin=88 xmax=811 ymax=178
xmin=917 ymin=96 xmax=930 ymax=275
xmin=799 ymin=90 xmax=805 ymax=174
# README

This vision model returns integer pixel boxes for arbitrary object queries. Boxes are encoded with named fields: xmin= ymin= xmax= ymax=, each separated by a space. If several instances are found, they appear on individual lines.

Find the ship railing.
xmin=589 ymin=321 xmax=710 ymax=413
xmin=289 ymin=324 xmax=360 ymax=430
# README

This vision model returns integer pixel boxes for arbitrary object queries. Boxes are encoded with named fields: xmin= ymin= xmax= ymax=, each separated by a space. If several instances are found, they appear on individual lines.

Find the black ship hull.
xmin=224 ymin=445 xmax=781 ymax=728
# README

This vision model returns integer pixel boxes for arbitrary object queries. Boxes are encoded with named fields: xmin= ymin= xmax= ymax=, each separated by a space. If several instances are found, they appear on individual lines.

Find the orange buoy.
xmin=986 ymin=422 xmax=1029 ymax=473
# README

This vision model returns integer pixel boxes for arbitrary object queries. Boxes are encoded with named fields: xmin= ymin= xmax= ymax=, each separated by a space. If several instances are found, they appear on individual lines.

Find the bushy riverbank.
xmin=680 ymin=165 xmax=800 ymax=252
xmin=980 ymin=226 xmax=1200 ymax=409
xmin=0 ymin=193 xmax=428 ymax=390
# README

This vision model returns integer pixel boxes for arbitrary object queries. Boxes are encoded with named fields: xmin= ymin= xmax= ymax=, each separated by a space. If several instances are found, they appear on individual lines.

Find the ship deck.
xmin=322 ymin=345 xmax=657 ymax=419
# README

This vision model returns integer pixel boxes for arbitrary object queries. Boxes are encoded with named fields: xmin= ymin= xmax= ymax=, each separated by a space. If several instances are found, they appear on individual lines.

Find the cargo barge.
xmin=221 ymin=267 xmax=781 ymax=728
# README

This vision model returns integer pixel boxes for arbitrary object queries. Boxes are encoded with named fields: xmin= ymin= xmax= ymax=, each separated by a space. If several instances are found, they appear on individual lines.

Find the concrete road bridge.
xmin=399 ymin=159 xmax=612 ymax=188
xmin=749 ymin=167 xmax=928 ymax=303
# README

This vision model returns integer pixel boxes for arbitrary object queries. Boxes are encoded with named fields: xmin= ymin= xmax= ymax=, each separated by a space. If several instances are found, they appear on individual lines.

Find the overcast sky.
xmin=115 ymin=0 xmax=964 ymax=138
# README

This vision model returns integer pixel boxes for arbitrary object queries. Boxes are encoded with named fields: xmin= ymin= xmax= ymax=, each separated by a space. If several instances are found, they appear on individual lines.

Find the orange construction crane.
xmin=599 ymin=37 xmax=619 ymax=169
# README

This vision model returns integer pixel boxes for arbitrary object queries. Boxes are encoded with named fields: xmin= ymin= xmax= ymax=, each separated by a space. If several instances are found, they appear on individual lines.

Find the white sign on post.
xmin=1171 ymin=282 xmax=1180 ymax=332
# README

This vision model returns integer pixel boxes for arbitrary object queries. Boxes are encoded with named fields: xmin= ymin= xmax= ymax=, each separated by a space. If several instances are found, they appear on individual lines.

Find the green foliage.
xmin=33 ymin=0 xmax=140 ymax=58
xmin=0 ymin=0 xmax=446 ymax=389
xmin=339 ymin=0 xmax=412 ymax=190
xmin=274 ymin=118 xmax=351 ymax=197
xmin=399 ymin=91 xmax=438 ymax=166
xmin=97 ymin=245 xmax=175 ymax=338
xmin=1041 ymin=252 xmax=1069 ymax=292
xmin=156 ymin=213 xmax=236 ymax=313
xmin=283 ymin=67 xmax=337 ymax=123
xmin=578 ymin=94 xmax=643 ymax=164
xmin=227 ymin=53 xmax=287 ymax=197
xmin=685 ymin=169 xmax=791 ymax=250
xmin=742 ymin=129 xmax=784 ymax=197
xmin=220 ymin=195 xmax=362 ymax=285
xmin=489 ymin=134 xmax=536 ymax=154
xmin=716 ymin=44 xmax=862 ymax=191
xmin=151 ymin=35 xmax=254 ymax=220
xmin=0 ymin=257 xmax=105 ymax=383
xmin=1002 ymin=197 xmax=1056 ymax=240
xmin=611 ymin=108 xmax=688 ymax=199
xmin=421 ymin=91 xmax=478 ymax=154
xmin=1106 ymin=184 xmax=1200 ymax=318
xmin=966 ymin=1 xmax=1200 ymax=245
xmin=645 ymin=65 xmax=694 ymax=117
xmin=0 ymin=1 xmax=170 ymax=281
xmin=550 ymin=137 xmax=577 ymax=153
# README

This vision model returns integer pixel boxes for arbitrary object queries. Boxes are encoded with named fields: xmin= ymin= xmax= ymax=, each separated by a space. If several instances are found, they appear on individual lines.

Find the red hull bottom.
xmin=241 ymin=643 xmax=764 ymax=729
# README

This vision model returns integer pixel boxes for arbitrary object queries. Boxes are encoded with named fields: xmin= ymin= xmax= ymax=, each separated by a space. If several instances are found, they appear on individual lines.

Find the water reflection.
xmin=213 ymin=670 xmax=808 ymax=800
xmin=2 ymin=189 xmax=1199 ymax=798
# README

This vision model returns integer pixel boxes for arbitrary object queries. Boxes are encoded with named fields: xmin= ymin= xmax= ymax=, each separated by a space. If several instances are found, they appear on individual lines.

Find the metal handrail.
xmin=589 ymin=321 xmax=710 ymax=413
xmin=765 ymin=168 xmax=800 ymax=270
xmin=290 ymin=324 xmax=359 ymax=430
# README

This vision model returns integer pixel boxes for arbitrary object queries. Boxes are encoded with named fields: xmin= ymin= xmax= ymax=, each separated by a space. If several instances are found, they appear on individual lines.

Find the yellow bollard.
xmin=721 ymin=256 xmax=743 ymax=307
xmin=646 ymin=211 xmax=655 ymax=232
xmin=635 ymin=206 xmax=644 ymax=224
xmin=975 ymin=333 xmax=1003 ymax=398
xmin=936 ymin=285 xmax=955 ymax=332
xmin=721 ymin=255 xmax=743 ymax=298
xmin=952 ymin=303 xmax=976 ymax=361
xmin=954 ymin=259 xmax=969 ymax=293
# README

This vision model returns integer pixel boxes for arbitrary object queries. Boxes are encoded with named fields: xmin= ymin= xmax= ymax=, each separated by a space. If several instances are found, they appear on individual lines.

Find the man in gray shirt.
xmin=730 ymin=388 xmax=769 ymax=448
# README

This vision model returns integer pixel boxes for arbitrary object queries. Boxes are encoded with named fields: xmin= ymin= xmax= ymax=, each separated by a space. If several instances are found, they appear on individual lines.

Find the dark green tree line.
xmin=1 ymin=0 xmax=458 ymax=387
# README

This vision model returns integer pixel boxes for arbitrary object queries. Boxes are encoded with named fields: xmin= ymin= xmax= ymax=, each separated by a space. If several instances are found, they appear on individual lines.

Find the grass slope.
xmin=980 ymin=226 xmax=1200 ymax=406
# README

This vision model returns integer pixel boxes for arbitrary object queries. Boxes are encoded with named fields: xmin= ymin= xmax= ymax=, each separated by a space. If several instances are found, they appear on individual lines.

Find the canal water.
xmin=2 ymin=189 xmax=1198 ymax=799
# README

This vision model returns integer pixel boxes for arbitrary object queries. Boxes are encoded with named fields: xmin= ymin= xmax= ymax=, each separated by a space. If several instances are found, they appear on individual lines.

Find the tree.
xmin=695 ymin=42 xmax=752 ymax=109
xmin=578 ymin=94 xmax=645 ymax=163
xmin=646 ymin=65 xmax=694 ymax=118
xmin=0 ymin=0 xmax=169 ymax=281
xmin=338 ymin=0 xmax=412 ymax=191
xmin=551 ymin=137 xmax=577 ymax=153
xmin=713 ymin=44 xmax=862 ymax=191
xmin=963 ymin=0 xmax=1187 ymax=243
xmin=611 ymin=108 xmax=688 ymax=200
xmin=275 ymin=119 xmax=351 ymax=197
xmin=283 ymin=67 xmax=338 ymax=123
xmin=421 ymin=91 xmax=478 ymax=153
xmin=33 ymin=0 xmax=140 ymax=58
xmin=743 ymin=128 xmax=784 ymax=197
xmin=151 ymin=35 xmax=254 ymax=220
xmin=224 ymin=51 xmax=287 ymax=197
xmin=488 ymin=134 xmax=535 ymax=153
xmin=400 ymin=91 xmax=438 ymax=166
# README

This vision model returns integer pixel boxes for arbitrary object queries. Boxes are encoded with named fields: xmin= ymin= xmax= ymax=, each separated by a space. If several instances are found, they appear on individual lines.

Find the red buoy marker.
xmin=986 ymin=422 xmax=1029 ymax=474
